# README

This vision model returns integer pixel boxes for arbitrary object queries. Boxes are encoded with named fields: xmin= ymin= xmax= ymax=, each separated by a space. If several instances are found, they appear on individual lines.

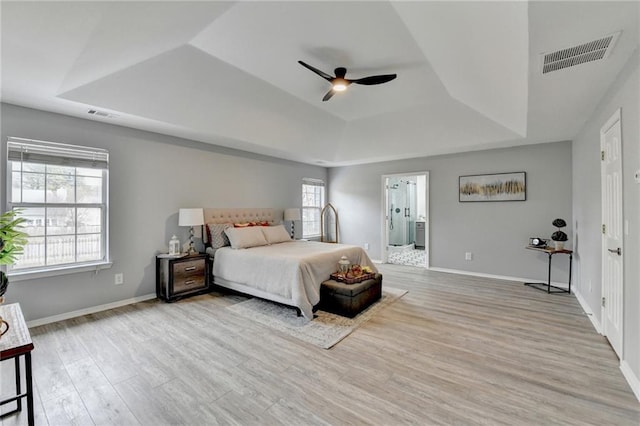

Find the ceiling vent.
xmin=541 ymin=31 xmax=621 ymax=74
xmin=87 ymin=109 xmax=117 ymax=118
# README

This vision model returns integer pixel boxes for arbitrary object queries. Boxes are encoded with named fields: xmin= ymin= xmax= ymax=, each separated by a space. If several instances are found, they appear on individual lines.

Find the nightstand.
xmin=156 ymin=253 xmax=209 ymax=302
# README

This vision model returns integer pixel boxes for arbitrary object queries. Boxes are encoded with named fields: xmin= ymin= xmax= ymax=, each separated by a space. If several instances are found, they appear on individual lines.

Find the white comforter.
xmin=212 ymin=241 xmax=378 ymax=319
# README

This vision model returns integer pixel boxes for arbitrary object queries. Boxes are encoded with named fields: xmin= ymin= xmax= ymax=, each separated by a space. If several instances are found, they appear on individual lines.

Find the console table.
xmin=524 ymin=246 xmax=573 ymax=294
xmin=0 ymin=303 xmax=34 ymax=426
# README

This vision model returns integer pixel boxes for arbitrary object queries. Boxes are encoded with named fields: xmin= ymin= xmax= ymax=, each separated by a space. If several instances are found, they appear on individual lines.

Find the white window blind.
xmin=302 ymin=178 xmax=325 ymax=238
xmin=6 ymin=137 xmax=109 ymax=273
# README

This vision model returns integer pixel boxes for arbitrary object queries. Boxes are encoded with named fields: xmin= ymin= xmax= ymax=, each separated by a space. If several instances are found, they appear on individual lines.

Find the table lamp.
xmin=178 ymin=208 xmax=204 ymax=255
xmin=284 ymin=208 xmax=301 ymax=239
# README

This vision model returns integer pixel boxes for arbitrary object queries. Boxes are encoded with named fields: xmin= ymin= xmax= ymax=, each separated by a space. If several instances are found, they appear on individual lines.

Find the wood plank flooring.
xmin=1 ymin=264 xmax=638 ymax=425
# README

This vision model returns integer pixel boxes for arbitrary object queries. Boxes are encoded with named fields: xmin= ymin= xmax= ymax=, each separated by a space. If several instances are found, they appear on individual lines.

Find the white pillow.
xmin=224 ymin=226 xmax=268 ymax=249
xmin=261 ymin=224 xmax=292 ymax=244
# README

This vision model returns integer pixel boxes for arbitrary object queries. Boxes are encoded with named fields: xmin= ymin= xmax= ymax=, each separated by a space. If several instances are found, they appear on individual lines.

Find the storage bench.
xmin=319 ymin=274 xmax=382 ymax=318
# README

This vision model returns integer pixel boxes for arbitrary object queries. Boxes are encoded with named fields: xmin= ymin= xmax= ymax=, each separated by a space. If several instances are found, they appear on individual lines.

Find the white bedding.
xmin=212 ymin=241 xmax=378 ymax=319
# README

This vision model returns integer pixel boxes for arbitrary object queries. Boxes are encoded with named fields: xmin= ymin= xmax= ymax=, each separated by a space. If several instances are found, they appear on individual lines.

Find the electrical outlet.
xmin=465 ymin=252 xmax=473 ymax=261
xmin=114 ymin=273 xmax=124 ymax=285
xmin=364 ymin=243 xmax=369 ymax=250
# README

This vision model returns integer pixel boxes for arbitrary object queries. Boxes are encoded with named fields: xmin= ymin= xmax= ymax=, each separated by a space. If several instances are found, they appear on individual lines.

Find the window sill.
xmin=6 ymin=261 xmax=113 ymax=282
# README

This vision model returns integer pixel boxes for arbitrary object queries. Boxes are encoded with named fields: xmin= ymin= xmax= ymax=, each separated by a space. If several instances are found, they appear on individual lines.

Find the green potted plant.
xmin=0 ymin=210 xmax=28 ymax=304
xmin=551 ymin=218 xmax=568 ymax=250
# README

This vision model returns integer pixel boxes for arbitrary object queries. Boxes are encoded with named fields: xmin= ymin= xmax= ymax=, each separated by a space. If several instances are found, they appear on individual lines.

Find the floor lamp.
xmin=284 ymin=208 xmax=301 ymax=240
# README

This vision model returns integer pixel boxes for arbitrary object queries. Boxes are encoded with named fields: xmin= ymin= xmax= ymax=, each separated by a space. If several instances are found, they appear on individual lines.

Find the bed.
xmin=203 ymin=208 xmax=378 ymax=319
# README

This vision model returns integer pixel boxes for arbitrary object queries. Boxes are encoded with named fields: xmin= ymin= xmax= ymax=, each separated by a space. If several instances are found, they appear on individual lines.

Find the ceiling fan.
xmin=298 ymin=60 xmax=397 ymax=101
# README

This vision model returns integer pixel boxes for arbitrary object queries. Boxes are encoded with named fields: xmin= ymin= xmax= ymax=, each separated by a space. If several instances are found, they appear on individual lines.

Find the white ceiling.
xmin=1 ymin=1 xmax=638 ymax=167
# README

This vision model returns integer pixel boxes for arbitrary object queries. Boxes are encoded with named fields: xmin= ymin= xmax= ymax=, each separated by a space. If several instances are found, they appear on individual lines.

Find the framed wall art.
xmin=459 ymin=172 xmax=526 ymax=202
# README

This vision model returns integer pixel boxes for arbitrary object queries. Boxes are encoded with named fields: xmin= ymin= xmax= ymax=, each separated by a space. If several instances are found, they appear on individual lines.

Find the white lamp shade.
xmin=284 ymin=208 xmax=301 ymax=221
xmin=178 ymin=208 xmax=204 ymax=226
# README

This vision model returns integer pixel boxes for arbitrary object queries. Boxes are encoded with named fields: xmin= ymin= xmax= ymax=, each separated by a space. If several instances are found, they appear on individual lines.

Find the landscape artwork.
xmin=459 ymin=172 xmax=526 ymax=202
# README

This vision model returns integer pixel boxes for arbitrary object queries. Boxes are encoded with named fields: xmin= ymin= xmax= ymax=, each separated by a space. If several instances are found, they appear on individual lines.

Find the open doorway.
xmin=381 ymin=172 xmax=429 ymax=267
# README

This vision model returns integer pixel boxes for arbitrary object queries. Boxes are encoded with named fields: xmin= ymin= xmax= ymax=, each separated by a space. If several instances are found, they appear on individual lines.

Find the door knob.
xmin=607 ymin=247 xmax=622 ymax=255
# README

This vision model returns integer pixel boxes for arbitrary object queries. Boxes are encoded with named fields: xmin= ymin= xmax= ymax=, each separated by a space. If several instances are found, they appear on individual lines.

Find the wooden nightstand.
xmin=156 ymin=253 xmax=210 ymax=302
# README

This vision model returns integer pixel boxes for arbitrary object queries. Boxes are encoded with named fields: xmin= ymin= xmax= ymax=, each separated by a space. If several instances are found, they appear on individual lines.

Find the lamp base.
xmin=187 ymin=227 xmax=198 ymax=255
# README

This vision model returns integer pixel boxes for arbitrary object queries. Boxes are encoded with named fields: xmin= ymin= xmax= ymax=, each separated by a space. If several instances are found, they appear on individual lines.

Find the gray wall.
xmin=0 ymin=103 xmax=326 ymax=321
xmin=329 ymin=141 xmax=573 ymax=282
xmin=572 ymin=49 xmax=640 ymax=382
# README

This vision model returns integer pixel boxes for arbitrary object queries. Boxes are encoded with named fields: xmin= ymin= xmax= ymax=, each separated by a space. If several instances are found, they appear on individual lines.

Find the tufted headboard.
xmin=203 ymin=208 xmax=280 ymax=225
xmin=202 ymin=208 xmax=282 ymax=245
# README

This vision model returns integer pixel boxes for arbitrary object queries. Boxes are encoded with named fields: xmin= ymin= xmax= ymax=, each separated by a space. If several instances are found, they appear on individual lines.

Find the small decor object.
xmin=331 ymin=264 xmax=375 ymax=284
xmin=551 ymin=218 xmax=568 ymax=250
xmin=179 ymin=208 xmax=204 ymax=255
xmin=284 ymin=208 xmax=301 ymax=239
xmin=459 ymin=172 xmax=526 ymax=202
xmin=168 ymin=235 xmax=180 ymax=256
xmin=529 ymin=237 xmax=548 ymax=248
xmin=338 ymin=256 xmax=350 ymax=273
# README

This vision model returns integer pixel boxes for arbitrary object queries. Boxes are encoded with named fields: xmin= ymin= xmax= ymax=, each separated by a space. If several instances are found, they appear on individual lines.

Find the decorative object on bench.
xmin=551 ymin=218 xmax=568 ymax=250
xmin=226 ymin=285 xmax=406 ymax=349
xmin=330 ymin=264 xmax=375 ymax=284
xmin=321 ymin=203 xmax=339 ymax=243
xmin=320 ymin=273 xmax=383 ymax=318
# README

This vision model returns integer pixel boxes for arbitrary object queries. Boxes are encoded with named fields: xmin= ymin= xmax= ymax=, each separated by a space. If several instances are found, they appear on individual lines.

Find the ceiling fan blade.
xmin=322 ymin=89 xmax=336 ymax=102
xmin=298 ymin=61 xmax=333 ymax=82
xmin=350 ymin=74 xmax=397 ymax=85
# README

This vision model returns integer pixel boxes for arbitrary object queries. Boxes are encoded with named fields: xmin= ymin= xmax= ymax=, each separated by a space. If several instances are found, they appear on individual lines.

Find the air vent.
xmin=87 ymin=109 xmax=117 ymax=118
xmin=541 ymin=32 xmax=621 ymax=74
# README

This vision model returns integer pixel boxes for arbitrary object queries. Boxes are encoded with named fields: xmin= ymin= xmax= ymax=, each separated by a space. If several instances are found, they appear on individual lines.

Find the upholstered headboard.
xmin=203 ymin=208 xmax=280 ymax=225
xmin=202 ymin=208 xmax=283 ymax=247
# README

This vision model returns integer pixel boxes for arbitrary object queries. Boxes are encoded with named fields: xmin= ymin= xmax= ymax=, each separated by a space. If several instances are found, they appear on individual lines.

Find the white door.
xmin=601 ymin=108 xmax=624 ymax=358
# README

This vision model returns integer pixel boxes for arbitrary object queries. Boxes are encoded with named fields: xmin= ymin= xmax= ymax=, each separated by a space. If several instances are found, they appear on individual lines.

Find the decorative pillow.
xmin=256 ymin=221 xmax=271 ymax=226
xmin=261 ymin=224 xmax=292 ymax=244
xmin=206 ymin=223 xmax=232 ymax=249
xmin=224 ymin=226 xmax=269 ymax=249
xmin=234 ymin=222 xmax=255 ymax=228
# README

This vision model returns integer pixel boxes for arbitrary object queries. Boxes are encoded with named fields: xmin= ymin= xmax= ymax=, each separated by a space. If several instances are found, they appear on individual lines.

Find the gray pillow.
xmin=206 ymin=223 xmax=232 ymax=249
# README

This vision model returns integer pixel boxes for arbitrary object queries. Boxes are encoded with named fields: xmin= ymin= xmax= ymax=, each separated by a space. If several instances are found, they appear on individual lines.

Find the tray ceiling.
xmin=1 ymin=1 xmax=638 ymax=166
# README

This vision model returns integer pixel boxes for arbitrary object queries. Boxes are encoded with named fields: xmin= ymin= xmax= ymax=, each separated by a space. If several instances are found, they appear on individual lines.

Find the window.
xmin=6 ymin=137 xmax=109 ymax=273
xmin=302 ymin=178 xmax=325 ymax=238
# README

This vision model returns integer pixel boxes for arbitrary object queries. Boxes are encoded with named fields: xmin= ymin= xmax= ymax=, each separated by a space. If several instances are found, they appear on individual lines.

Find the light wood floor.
xmin=2 ymin=264 xmax=639 ymax=425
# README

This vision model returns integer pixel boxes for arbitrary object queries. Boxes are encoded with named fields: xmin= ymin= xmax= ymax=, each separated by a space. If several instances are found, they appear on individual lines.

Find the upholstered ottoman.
xmin=319 ymin=274 xmax=382 ymax=318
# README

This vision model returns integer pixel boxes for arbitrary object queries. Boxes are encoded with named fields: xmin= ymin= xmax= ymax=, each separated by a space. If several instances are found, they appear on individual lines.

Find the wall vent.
xmin=541 ymin=31 xmax=621 ymax=74
xmin=87 ymin=109 xmax=117 ymax=118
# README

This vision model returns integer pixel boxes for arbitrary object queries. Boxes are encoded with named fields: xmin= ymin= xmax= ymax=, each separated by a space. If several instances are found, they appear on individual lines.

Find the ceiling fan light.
xmin=332 ymin=79 xmax=348 ymax=92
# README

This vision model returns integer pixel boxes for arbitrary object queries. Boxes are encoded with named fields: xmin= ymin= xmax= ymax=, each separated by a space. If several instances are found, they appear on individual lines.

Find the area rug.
xmin=227 ymin=287 xmax=408 ymax=349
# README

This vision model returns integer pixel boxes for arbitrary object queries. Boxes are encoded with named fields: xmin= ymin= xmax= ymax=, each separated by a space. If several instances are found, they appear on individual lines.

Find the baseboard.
xmin=620 ymin=361 xmax=640 ymax=402
xmin=26 ymin=293 xmax=157 ymax=328
xmin=428 ymin=267 xmax=569 ymax=290
xmin=573 ymin=288 xmax=602 ymax=334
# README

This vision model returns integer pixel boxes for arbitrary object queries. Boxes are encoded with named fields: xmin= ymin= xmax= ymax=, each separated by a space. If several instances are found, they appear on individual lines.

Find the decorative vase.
xmin=554 ymin=241 xmax=564 ymax=250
